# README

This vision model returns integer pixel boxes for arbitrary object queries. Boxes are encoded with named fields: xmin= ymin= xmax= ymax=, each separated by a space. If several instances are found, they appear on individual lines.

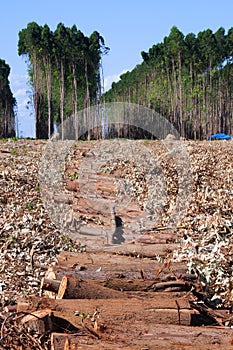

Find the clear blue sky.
xmin=2 ymin=0 xmax=233 ymax=137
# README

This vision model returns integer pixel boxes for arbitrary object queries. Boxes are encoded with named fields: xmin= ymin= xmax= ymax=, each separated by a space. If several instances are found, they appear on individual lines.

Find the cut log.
xmin=16 ymin=295 xmax=194 ymax=328
xmin=40 ymin=276 xmax=67 ymax=299
xmin=17 ymin=293 xmax=191 ymax=313
xmin=57 ymin=276 xmax=68 ymax=299
xmin=41 ymin=275 xmax=128 ymax=299
xmin=50 ymin=333 xmax=122 ymax=350
xmin=17 ymin=296 xmax=56 ymax=312
xmin=101 ymin=278 xmax=193 ymax=292
xmin=43 ymin=269 xmax=57 ymax=298
xmin=50 ymin=322 xmax=233 ymax=350
xmin=41 ymin=278 xmax=61 ymax=293
xmin=86 ymin=242 xmax=179 ymax=258
xmin=146 ymin=281 xmax=192 ymax=292
xmin=20 ymin=309 xmax=53 ymax=333
xmin=41 ymin=271 xmax=193 ymax=299
xmin=51 ymin=333 xmax=70 ymax=350
xmin=55 ymin=251 xmax=187 ymax=280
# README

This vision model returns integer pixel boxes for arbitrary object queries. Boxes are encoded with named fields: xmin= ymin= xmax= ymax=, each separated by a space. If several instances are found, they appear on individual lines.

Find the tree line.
xmin=0 ymin=59 xmax=16 ymax=138
xmin=104 ymin=26 xmax=233 ymax=140
xmin=18 ymin=22 xmax=109 ymax=139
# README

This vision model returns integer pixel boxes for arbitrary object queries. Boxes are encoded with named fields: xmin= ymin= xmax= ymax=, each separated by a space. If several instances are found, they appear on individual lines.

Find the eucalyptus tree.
xmin=0 ymin=59 xmax=16 ymax=138
xmin=68 ymin=26 xmax=85 ymax=119
xmin=183 ymin=33 xmax=201 ymax=138
xmin=18 ymin=22 xmax=48 ymax=138
xmin=18 ymin=22 xmax=109 ymax=139
xmin=163 ymin=26 xmax=185 ymax=134
xmin=53 ymin=23 xmax=70 ymax=140
xmin=196 ymin=29 xmax=218 ymax=136
xmin=88 ymin=31 xmax=109 ymax=101
xmin=83 ymin=30 xmax=109 ymax=139
xmin=40 ymin=24 xmax=54 ymax=138
xmin=104 ymin=25 xmax=233 ymax=139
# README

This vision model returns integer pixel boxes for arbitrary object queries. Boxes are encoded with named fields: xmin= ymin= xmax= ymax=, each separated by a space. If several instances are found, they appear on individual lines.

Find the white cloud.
xmin=104 ymin=70 xmax=127 ymax=92
xmin=9 ymin=73 xmax=34 ymax=138
xmin=10 ymin=73 xmax=29 ymax=90
xmin=14 ymin=88 xmax=28 ymax=98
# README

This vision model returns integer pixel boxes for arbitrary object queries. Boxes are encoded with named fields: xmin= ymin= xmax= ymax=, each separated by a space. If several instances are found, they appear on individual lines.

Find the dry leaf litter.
xmin=0 ymin=138 xmax=232 ymax=307
xmin=65 ymin=139 xmax=233 ymax=305
xmin=172 ymin=140 xmax=233 ymax=306
xmin=0 ymin=139 xmax=81 ymax=308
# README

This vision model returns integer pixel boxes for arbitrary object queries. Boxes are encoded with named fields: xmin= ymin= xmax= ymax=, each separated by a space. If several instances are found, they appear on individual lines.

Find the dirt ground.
xmin=0 ymin=138 xmax=232 ymax=349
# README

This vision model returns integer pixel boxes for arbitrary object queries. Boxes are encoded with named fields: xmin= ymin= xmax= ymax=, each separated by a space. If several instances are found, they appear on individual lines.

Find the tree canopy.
xmin=104 ymin=26 xmax=233 ymax=140
xmin=18 ymin=22 xmax=109 ymax=139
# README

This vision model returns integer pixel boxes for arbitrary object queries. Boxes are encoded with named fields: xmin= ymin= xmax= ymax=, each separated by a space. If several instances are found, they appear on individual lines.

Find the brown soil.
xmin=0 ymin=138 xmax=232 ymax=349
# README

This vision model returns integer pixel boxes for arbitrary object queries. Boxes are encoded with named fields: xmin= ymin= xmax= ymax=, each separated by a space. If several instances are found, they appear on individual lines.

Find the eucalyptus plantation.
xmin=105 ymin=26 xmax=233 ymax=140
xmin=18 ymin=22 xmax=109 ymax=139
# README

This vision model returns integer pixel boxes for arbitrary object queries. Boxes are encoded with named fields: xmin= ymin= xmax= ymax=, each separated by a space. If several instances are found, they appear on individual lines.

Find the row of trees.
xmin=0 ymin=59 xmax=16 ymax=138
xmin=104 ymin=26 xmax=233 ymax=139
xmin=18 ymin=22 xmax=109 ymax=139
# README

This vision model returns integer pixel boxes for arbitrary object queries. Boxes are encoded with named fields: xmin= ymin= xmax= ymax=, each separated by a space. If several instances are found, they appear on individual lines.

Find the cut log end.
xmin=40 ymin=276 xmax=67 ymax=300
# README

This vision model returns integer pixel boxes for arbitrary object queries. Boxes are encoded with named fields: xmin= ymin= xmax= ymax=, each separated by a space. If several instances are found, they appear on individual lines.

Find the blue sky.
xmin=2 ymin=0 xmax=233 ymax=137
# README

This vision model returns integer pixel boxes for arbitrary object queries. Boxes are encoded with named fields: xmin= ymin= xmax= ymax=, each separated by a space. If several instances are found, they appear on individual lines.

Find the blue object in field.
xmin=208 ymin=133 xmax=233 ymax=140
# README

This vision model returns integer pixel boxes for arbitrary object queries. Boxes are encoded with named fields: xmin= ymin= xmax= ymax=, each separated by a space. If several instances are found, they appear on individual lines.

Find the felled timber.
xmin=41 ymin=274 xmax=128 ymax=299
xmin=16 ymin=296 xmax=233 ymax=349
xmin=18 ymin=295 xmax=194 ymax=327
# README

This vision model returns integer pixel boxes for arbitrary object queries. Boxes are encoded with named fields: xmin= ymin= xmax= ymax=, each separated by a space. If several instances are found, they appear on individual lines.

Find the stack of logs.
xmin=2 ymin=248 xmax=233 ymax=350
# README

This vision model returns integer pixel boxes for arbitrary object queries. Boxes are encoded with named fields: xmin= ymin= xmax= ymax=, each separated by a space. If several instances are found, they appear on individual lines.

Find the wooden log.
xmin=41 ymin=278 xmax=61 ymax=293
xmin=101 ymin=278 xmax=194 ymax=292
xmin=146 ymin=281 xmax=192 ymax=292
xmin=50 ymin=323 xmax=233 ymax=350
xmin=41 ymin=276 xmax=67 ymax=299
xmin=50 ymin=333 xmax=124 ymax=350
xmin=54 ymin=297 xmax=193 ymax=327
xmin=63 ymin=275 xmax=128 ymax=299
xmin=17 ymin=294 xmax=191 ymax=313
xmin=43 ymin=269 xmax=57 ymax=298
xmin=51 ymin=333 xmax=70 ymax=350
xmin=44 ymin=268 xmax=193 ymax=295
xmin=57 ymin=276 xmax=68 ymax=299
xmin=136 ymin=323 xmax=233 ymax=349
xmin=17 ymin=296 xmax=56 ymax=312
xmin=21 ymin=295 xmax=233 ymax=348
xmin=41 ymin=275 xmax=128 ymax=299
xmin=20 ymin=309 xmax=53 ymax=333
xmin=56 ymin=251 xmax=187 ymax=278
xmin=86 ymin=242 xmax=179 ymax=258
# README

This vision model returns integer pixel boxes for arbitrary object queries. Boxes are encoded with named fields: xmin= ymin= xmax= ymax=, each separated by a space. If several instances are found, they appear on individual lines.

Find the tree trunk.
xmin=60 ymin=61 xmax=65 ymax=141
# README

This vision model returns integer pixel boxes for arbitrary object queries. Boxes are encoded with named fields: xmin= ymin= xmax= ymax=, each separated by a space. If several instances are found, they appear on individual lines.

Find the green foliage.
xmin=60 ymin=235 xmax=75 ymax=248
xmin=18 ymin=22 xmax=109 ymax=139
xmin=72 ymin=172 xmax=79 ymax=179
xmin=0 ymin=59 xmax=16 ymax=138
xmin=10 ymin=149 xmax=17 ymax=155
xmin=104 ymin=26 xmax=233 ymax=140
xmin=7 ymin=236 xmax=17 ymax=248
xmin=27 ymin=203 xmax=35 ymax=210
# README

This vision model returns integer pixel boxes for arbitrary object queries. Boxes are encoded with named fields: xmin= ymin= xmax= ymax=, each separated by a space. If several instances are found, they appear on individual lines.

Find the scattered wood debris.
xmin=0 ymin=138 xmax=232 ymax=349
xmin=0 ymin=139 xmax=82 ymax=306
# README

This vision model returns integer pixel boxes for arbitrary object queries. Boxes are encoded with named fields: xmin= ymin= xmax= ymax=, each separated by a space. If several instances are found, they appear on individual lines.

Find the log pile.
xmin=0 ymin=138 xmax=232 ymax=349
xmin=1 ymin=250 xmax=233 ymax=349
